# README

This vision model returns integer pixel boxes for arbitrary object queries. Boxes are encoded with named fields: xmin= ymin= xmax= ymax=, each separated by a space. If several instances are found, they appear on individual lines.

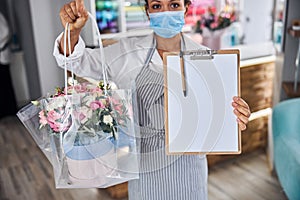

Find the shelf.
xmin=249 ymin=108 xmax=272 ymax=121
xmin=282 ymin=81 xmax=300 ymax=98
xmin=240 ymin=55 xmax=276 ymax=68
xmin=288 ymin=28 xmax=300 ymax=38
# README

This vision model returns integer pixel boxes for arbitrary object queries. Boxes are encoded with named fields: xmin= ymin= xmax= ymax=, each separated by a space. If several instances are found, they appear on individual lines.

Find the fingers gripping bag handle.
xmin=63 ymin=13 xmax=109 ymax=95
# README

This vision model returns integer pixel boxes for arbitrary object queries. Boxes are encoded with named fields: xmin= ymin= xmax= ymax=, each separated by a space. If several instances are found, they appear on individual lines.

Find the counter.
xmin=233 ymin=42 xmax=276 ymax=61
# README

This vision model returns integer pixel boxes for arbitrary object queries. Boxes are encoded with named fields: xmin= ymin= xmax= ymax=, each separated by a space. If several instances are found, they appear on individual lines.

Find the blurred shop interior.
xmin=1 ymin=0 xmax=299 ymax=107
xmin=0 ymin=0 xmax=300 ymax=199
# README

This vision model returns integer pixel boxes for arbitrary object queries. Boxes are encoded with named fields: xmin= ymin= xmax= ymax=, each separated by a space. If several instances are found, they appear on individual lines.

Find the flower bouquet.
xmin=17 ymin=13 xmax=139 ymax=188
xmin=34 ymin=81 xmax=130 ymax=145
xmin=17 ymin=80 xmax=140 ymax=188
xmin=195 ymin=6 xmax=236 ymax=49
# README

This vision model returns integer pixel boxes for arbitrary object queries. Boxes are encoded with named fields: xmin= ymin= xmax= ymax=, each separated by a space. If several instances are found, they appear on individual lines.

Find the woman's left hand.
xmin=232 ymin=96 xmax=251 ymax=131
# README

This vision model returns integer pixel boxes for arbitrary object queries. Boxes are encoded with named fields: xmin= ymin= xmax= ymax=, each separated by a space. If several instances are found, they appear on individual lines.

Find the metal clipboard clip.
xmin=179 ymin=49 xmax=218 ymax=97
xmin=182 ymin=49 xmax=218 ymax=60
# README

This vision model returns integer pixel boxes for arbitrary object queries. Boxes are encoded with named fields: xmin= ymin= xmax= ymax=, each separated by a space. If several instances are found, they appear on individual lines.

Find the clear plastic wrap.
xmin=17 ymin=83 xmax=140 ymax=188
xmin=17 ymin=13 xmax=140 ymax=188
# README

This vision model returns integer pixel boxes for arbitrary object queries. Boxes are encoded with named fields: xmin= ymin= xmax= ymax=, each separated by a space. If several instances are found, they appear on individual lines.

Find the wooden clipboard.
xmin=163 ymin=49 xmax=241 ymax=155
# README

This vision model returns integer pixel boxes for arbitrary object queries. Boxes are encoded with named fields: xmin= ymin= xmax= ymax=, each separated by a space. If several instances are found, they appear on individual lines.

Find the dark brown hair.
xmin=144 ymin=0 xmax=192 ymax=8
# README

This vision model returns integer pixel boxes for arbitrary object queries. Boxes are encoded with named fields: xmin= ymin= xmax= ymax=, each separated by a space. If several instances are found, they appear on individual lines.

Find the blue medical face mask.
xmin=148 ymin=10 xmax=185 ymax=38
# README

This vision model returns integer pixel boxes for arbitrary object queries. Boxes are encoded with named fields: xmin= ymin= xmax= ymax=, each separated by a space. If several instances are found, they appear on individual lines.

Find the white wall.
xmin=29 ymin=0 xmax=67 ymax=95
xmin=10 ymin=52 xmax=30 ymax=107
xmin=281 ymin=0 xmax=300 ymax=100
xmin=240 ymin=0 xmax=274 ymax=44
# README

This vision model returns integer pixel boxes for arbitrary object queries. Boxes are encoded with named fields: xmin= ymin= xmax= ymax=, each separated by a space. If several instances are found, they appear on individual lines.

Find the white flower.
xmin=103 ymin=115 xmax=113 ymax=125
xmin=46 ymin=97 xmax=66 ymax=111
xmin=108 ymin=81 xmax=118 ymax=90
xmin=68 ymin=77 xmax=78 ymax=86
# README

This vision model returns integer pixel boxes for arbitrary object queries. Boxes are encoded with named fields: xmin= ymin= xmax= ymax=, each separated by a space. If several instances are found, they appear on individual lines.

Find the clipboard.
xmin=163 ymin=49 xmax=241 ymax=155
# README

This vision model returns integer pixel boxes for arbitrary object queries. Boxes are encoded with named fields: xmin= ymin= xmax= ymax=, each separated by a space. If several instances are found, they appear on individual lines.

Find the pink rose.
xmin=48 ymin=117 xmax=70 ymax=133
xmin=109 ymin=97 xmax=123 ymax=114
xmin=46 ymin=110 xmax=68 ymax=132
xmin=49 ymin=121 xmax=59 ymax=132
xmin=39 ymin=110 xmax=48 ymax=126
xmin=66 ymin=84 xmax=87 ymax=94
xmin=210 ymin=22 xmax=218 ymax=29
xmin=90 ymin=102 xmax=100 ymax=110
xmin=79 ymin=112 xmax=87 ymax=124
xmin=108 ymin=97 xmax=119 ymax=105
xmin=47 ymin=110 xmax=61 ymax=123
xmin=74 ymin=84 xmax=87 ymax=93
xmin=114 ymin=104 xmax=122 ymax=114
xmin=90 ymin=87 xmax=103 ymax=95
xmin=90 ymin=101 xmax=105 ymax=110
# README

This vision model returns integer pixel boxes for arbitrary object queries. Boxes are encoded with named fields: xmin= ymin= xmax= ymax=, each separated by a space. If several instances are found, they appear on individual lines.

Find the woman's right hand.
xmin=59 ymin=0 xmax=88 ymax=55
xmin=59 ymin=0 xmax=88 ymax=31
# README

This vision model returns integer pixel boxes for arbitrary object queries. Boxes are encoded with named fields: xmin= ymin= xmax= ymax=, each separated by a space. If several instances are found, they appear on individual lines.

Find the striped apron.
xmin=128 ymin=39 xmax=208 ymax=200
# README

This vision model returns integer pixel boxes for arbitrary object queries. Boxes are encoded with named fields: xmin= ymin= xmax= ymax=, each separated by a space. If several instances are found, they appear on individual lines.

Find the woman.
xmin=54 ymin=0 xmax=250 ymax=199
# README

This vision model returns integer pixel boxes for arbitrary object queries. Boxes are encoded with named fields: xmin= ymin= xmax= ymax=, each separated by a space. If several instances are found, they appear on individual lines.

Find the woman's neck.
xmin=155 ymin=33 xmax=181 ymax=52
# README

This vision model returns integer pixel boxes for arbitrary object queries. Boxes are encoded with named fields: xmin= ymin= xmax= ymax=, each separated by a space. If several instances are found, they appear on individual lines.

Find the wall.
xmin=240 ymin=0 xmax=274 ymax=45
xmin=28 ymin=0 xmax=67 ymax=96
xmin=281 ymin=0 xmax=300 ymax=99
xmin=28 ymin=0 xmax=102 ymax=95
xmin=1 ymin=0 xmax=66 ymax=102
xmin=14 ymin=0 xmax=42 ymax=100
xmin=2 ymin=0 xmax=107 ymax=104
xmin=0 ymin=0 xmax=8 ymax=18
xmin=0 ymin=0 xmax=41 ymax=106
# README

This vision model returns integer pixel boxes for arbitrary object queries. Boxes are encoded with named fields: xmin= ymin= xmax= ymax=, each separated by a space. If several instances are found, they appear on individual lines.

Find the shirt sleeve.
xmin=52 ymin=32 xmax=147 ymax=88
xmin=53 ymin=32 xmax=84 ymax=69
xmin=53 ymin=32 xmax=107 ymax=80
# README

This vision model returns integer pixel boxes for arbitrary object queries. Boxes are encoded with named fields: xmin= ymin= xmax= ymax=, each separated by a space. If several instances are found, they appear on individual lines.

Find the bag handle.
xmin=61 ymin=14 xmax=111 ymax=155
xmin=63 ymin=23 xmax=71 ymax=92
xmin=63 ymin=12 xmax=109 ymax=95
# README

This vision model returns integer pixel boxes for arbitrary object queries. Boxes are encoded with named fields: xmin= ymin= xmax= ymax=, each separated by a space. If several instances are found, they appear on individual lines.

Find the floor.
xmin=208 ymin=151 xmax=287 ymax=200
xmin=0 ymin=116 xmax=287 ymax=200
